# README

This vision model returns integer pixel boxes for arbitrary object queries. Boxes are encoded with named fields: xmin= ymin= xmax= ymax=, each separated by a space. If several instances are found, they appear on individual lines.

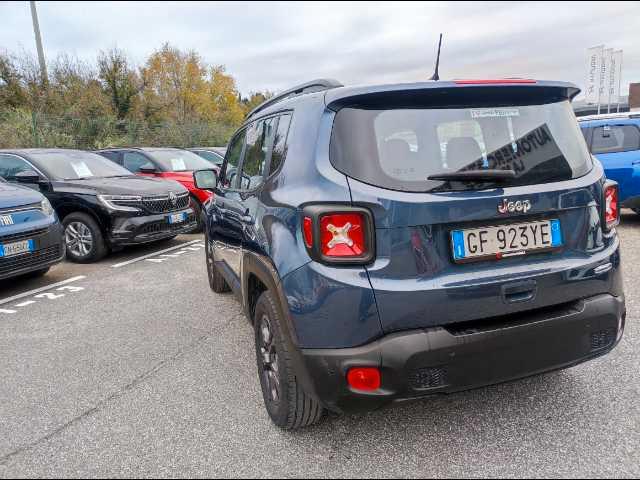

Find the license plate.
xmin=168 ymin=212 xmax=187 ymax=225
xmin=0 ymin=239 xmax=35 ymax=257
xmin=451 ymin=219 xmax=562 ymax=262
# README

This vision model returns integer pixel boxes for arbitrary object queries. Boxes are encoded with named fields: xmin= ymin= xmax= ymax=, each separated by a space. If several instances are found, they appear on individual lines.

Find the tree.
xmin=208 ymin=65 xmax=244 ymax=125
xmin=47 ymin=53 xmax=112 ymax=118
xmin=141 ymin=43 xmax=212 ymax=123
xmin=98 ymin=47 xmax=140 ymax=119
xmin=0 ymin=51 xmax=27 ymax=109
xmin=242 ymin=91 xmax=274 ymax=115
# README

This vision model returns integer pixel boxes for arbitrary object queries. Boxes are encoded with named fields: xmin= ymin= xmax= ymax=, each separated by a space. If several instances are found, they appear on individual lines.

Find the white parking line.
xmin=0 ymin=275 xmax=86 ymax=306
xmin=111 ymin=240 xmax=204 ymax=269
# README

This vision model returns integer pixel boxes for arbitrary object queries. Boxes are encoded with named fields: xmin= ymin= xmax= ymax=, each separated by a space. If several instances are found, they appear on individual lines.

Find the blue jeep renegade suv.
xmin=194 ymin=79 xmax=626 ymax=429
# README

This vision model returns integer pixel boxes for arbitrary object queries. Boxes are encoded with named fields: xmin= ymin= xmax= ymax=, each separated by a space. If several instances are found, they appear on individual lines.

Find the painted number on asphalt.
xmin=145 ymin=242 xmax=205 ymax=264
xmin=0 ymin=284 xmax=85 ymax=315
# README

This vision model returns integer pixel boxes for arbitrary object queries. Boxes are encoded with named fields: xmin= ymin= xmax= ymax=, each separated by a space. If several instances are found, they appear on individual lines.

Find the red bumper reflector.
xmin=347 ymin=367 xmax=381 ymax=391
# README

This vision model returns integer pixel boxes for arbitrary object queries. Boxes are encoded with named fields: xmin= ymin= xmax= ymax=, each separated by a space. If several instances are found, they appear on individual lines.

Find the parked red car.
xmin=96 ymin=147 xmax=216 ymax=230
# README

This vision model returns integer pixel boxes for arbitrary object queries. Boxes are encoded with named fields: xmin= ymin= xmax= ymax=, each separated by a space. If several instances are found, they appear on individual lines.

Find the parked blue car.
xmin=0 ymin=177 xmax=64 ymax=280
xmin=579 ymin=112 xmax=640 ymax=212
xmin=194 ymin=79 xmax=626 ymax=430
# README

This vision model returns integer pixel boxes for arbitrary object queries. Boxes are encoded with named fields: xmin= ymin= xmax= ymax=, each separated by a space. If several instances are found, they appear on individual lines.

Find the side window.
xmin=99 ymin=151 xmax=121 ymax=164
xmin=592 ymin=125 xmax=640 ymax=154
xmin=239 ymin=117 xmax=276 ymax=191
xmin=123 ymin=152 xmax=152 ymax=173
xmin=222 ymin=130 xmax=246 ymax=189
xmin=269 ymin=114 xmax=292 ymax=176
xmin=0 ymin=154 xmax=34 ymax=180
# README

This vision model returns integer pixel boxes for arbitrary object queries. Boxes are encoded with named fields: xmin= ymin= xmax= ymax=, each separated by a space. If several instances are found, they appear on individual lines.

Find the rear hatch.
xmin=327 ymin=81 xmax=617 ymax=334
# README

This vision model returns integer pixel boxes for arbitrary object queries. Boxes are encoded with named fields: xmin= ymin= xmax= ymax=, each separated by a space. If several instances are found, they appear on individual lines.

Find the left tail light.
xmin=603 ymin=181 xmax=620 ymax=231
xmin=301 ymin=205 xmax=375 ymax=265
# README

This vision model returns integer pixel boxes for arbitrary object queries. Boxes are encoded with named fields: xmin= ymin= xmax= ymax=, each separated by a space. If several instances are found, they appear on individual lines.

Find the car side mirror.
xmin=193 ymin=169 xmax=218 ymax=191
xmin=138 ymin=163 xmax=158 ymax=174
xmin=14 ymin=170 xmax=41 ymax=184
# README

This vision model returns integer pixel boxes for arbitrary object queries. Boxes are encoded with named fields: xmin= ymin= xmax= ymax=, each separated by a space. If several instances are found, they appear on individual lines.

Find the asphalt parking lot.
xmin=0 ymin=216 xmax=638 ymax=478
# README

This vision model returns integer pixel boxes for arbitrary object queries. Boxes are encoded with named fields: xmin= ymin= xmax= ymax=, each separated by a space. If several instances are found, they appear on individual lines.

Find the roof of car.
xmin=96 ymin=147 xmax=187 ymax=152
xmin=250 ymin=79 xmax=581 ymax=121
xmin=0 ymin=148 xmax=91 ymax=155
xmin=578 ymin=111 xmax=640 ymax=122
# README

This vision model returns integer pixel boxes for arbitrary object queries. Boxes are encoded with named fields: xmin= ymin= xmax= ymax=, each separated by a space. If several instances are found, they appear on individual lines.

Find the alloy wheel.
xmin=259 ymin=314 xmax=280 ymax=403
xmin=65 ymin=221 xmax=93 ymax=258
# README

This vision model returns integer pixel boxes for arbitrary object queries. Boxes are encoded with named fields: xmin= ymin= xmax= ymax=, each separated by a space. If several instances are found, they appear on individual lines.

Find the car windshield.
xmin=148 ymin=150 xmax=214 ymax=172
xmin=29 ymin=151 xmax=133 ymax=180
xmin=330 ymin=100 xmax=593 ymax=192
xmin=192 ymin=150 xmax=224 ymax=165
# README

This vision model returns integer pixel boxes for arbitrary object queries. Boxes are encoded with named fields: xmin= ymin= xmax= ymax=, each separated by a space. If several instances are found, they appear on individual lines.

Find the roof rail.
xmin=246 ymin=78 xmax=343 ymax=119
xmin=577 ymin=111 xmax=640 ymax=122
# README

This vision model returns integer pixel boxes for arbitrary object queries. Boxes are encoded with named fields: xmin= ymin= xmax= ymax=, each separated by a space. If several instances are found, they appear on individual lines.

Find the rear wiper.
xmin=428 ymin=169 xmax=516 ymax=182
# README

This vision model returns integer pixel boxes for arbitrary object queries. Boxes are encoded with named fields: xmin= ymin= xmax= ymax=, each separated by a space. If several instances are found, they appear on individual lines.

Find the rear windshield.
xmin=330 ymin=100 xmax=592 ymax=192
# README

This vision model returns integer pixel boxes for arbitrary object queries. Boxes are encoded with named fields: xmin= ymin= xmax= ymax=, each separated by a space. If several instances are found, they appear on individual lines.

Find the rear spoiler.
xmin=325 ymin=80 xmax=581 ymax=111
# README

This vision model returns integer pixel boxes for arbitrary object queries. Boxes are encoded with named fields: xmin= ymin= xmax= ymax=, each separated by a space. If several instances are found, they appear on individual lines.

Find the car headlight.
xmin=98 ymin=194 xmax=143 ymax=212
xmin=40 ymin=198 xmax=55 ymax=217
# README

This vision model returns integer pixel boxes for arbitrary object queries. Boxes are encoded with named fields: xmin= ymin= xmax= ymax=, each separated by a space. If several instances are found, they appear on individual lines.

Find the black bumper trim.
xmin=109 ymin=209 xmax=197 ymax=246
xmin=301 ymin=294 xmax=625 ymax=414
xmin=0 ymin=224 xmax=65 ymax=281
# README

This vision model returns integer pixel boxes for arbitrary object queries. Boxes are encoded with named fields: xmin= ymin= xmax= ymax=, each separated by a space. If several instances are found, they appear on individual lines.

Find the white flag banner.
xmin=600 ymin=48 xmax=612 ymax=101
xmin=585 ymin=45 xmax=604 ymax=104
xmin=607 ymin=50 xmax=623 ymax=105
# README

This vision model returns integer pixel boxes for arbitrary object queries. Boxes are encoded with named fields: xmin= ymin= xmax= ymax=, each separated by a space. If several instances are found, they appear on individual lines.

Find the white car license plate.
xmin=451 ymin=219 xmax=562 ymax=262
xmin=168 ymin=212 xmax=187 ymax=225
xmin=0 ymin=239 xmax=35 ymax=258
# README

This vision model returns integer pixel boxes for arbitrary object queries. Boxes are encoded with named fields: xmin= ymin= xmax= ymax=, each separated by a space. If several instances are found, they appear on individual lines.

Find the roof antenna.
xmin=430 ymin=33 xmax=443 ymax=81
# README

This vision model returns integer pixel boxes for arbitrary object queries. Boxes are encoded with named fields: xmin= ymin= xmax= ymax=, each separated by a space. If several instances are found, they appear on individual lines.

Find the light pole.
xmin=30 ymin=0 xmax=48 ymax=85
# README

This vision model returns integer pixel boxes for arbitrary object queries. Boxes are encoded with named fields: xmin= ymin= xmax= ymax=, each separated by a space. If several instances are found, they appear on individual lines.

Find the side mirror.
xmin=15 ymin=170 xmax=41 ymax=184
xmin=138 ymin=163 xmax=158 ymax=174
xmin=193 ymin=169 xmax=218 ymax=191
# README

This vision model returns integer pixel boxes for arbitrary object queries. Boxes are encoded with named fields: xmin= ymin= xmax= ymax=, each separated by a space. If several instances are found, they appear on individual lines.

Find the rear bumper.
xmin=0 ymin=222 xmax=65 ymax=280
xmin=108 ymin=208 xmax=197 ymax=246
xmin=300 ymin=293 xmax=625 ymax=414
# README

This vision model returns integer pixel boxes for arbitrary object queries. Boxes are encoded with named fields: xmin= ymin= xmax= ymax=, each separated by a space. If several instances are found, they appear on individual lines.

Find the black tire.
xmin=190 ymin=196 xmax=204 ymax=233
xmin=62 ymin=212 xmax=107 ymax=263
xmin=254 ymin=290 xmax=325 ymax=430
xmin=205 ymin=235 xmax=230 ymax=293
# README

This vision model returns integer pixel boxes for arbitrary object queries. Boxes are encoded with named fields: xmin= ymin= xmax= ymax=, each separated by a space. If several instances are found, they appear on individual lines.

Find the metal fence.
xmin=0 ymin=109 xmax=235 ymax=150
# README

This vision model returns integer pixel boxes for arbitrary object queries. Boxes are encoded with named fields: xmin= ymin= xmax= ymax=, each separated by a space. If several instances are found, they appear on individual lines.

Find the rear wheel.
xmin=63 ymin=212 xmax=107 ymax=263
xmin=254 ymin=290 xmax=325 ymax=430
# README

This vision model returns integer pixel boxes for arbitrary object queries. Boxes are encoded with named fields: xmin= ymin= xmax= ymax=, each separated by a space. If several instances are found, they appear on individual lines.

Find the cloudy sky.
xmin=1 ymin=1 xmax=639 ymax=100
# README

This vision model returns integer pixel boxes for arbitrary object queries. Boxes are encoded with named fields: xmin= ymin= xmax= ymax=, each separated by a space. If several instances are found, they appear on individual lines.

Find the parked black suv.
xmin=0 ymin=149 xmax=196 ymax=262
xmin=195 ymin=79 xmax=625 ymax=430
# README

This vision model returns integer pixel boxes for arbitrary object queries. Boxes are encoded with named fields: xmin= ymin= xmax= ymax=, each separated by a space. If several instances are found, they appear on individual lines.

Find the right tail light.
xmin=603 ymin=181 xmax=620 ymax=231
